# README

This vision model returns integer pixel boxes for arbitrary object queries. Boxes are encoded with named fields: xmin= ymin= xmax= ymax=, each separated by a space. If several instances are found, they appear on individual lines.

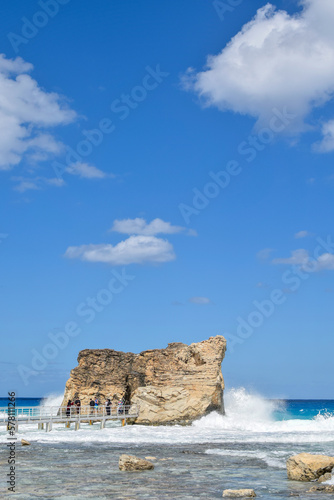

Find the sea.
xmin=0 ymin=388 xmax=333 ymax=499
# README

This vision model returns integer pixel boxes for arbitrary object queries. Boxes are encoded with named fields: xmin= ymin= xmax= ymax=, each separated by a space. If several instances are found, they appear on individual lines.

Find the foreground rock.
xmin=308 ymin=485 xmax=334 ymax=493
xmin=119 ymin=454 xmax=154 ymax=471
xmin=318 ymin=473 xmax=332 ymax=483
xmin=21 ymin=439 xmax=30 ymax=446
xmin=61 ymin=336 xmax=226 ymax=424
xmin=287 ymin=453 xmax=334 ymax=481
xmin=222 ymin=490 xmax=256 ymax=498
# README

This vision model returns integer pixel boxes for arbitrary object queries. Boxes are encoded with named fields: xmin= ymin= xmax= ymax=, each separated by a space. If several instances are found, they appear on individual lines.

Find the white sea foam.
xmin=39 ymin=393 xmax=63 ymax=409
xmin=1 ymin=388 xmax=333 ymax=448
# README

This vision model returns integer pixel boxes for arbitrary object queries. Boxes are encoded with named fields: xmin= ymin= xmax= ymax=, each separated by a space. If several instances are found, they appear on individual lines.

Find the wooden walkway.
xmin=1 ymin=405 xmax=139 ymax=432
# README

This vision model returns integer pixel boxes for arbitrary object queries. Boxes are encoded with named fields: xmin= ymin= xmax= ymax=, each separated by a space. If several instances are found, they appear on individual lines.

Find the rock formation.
xmin=286 ymin=453 xmax=334 ymax=481
xmin=119 ymin=454 xmax=154 ymax=471
xmin=222 ymin=490 xmax=256 ymax=498
xmin=61 ymin=335 xmax=226 ymax=424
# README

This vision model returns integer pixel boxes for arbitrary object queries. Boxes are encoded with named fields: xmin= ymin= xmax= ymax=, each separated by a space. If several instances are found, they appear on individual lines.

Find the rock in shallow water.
xmin=119 ymin=454 xmax=154 ymax=471
xmin=318 ymin=472 xmax=332 ymax=483
xmin=308 ymin=485 xmax=334 ymax=493
xmin=222 ymin=489 xmax=256 ymax=498
xmin=21 ymin=439 xmax=30 ymax=446
xmin=286 ymin=453 xmax=334 ymax=481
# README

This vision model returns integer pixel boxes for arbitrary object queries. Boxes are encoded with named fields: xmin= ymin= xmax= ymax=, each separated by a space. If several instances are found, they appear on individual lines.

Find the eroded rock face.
xmin=287 ymin=453 xmax=334 ymax=481
xmin=61 ymin=335 xmax=226 ymax=424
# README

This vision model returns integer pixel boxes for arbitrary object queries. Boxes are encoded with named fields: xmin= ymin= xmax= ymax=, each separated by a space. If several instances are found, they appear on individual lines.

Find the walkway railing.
xmin=0 ymin=404 xmax=139 ymax=428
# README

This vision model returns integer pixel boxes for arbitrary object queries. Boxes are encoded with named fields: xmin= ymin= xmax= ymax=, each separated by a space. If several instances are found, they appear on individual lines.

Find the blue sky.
xmin=1 ymin=0 xmax=334 ymax=398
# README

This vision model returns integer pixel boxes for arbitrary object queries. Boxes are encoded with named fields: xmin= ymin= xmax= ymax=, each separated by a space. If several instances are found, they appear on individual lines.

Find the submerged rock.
xmin=61 ymin=335 xmax=226 ymax=424
xmin=21 ymin=439 xmax=30 ymax=446
xmin=287 ymin=453 xmax=334 ymax=481
xmin=119 ymin=454 xmax=154 ymax=471
xmin=308 ymin=484 xmax=334 ymax=493
xmin=222 ymin=489 xmax=256 ymax=498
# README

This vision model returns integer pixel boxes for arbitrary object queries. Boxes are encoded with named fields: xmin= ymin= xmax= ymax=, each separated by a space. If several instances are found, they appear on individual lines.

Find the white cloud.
xmin=12 ymin=176 xmax=65 ymax=192
xmin=189 ymin=297 xmax=212 ymax=305
xmin=272 ymin=249 xmax=310 ymax=266
xmin=111 ymin=218 xmax=193 ymax=236
xmin=314 ymin=120 xmax=334 ymax=152
xmin=316 ymin=253 xmax=334 ymax=270
xmin=65 ymin=162 xmax=110 ymax=179
xmin=294 ymin=230 xmax=312 ymax=239
xmin=272 ymin=248 xmax=334 ymax=271
xmin=0 ymin=54 xmax=76 ymax=170
xmin=257 ymin=248 xmax=274 ymax=260
xmin=64 ymin=235 xmax=175 ymax=266
xmin=184 ymin=0 xmax=334 ymax=140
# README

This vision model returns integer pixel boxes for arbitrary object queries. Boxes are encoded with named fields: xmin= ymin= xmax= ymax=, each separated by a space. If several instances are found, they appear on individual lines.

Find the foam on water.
xmin=39 ymin=393 xmax=63 ymax=408
xmin=1 ymin=388 xmax=334 ymax=447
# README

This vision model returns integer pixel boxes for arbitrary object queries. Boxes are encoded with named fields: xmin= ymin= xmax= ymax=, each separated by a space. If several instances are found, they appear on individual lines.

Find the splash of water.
xmin=39 ymin=393 xmax=63 ymax=409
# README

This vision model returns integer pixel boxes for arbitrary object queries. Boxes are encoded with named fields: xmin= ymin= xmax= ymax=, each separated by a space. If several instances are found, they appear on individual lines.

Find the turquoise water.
xmin=2 ymin=397 xmax=334 ymax=419
xmin=273 ymin=399 xmax=334 ymax=420
xmin=0 ymin=397 xmax=42 ymax=409
xmin=1 ymin=390 xmax=333 ymax=499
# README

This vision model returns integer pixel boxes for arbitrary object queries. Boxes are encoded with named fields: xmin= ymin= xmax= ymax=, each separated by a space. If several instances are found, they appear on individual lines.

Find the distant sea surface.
xmin=1 ymin=390 xmax=333 ymax=499
xmin=0 ymin=397 xmax=43 ymax=408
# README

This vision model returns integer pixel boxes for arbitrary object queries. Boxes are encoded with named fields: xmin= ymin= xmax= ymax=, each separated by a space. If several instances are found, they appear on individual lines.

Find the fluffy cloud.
xmin=111 ymin=218 xmax=195 ymax=236
xmin=189 ymin=296 xmax=212 ymax=305
xmin=314 ymin=120 xmax=334 ymax=152
xmin=272 ymin=248 xmax=334 ymax=271
xmin=257 ymin=248 xmax=274 ymax=260
xmin=65 ymin=162 xmax=110 ymax=179
xmin=64 ymin=235 xmax=175 ymax=266
xmin=0 ymin=54 xmax=76 ymax=170
xmin=294 ymin=230 xmax=312 ymax=239
xmin=272 ymin=249 xmax=310 ymax=266
xmin=185 ymin=0 xmax=334 ymax=143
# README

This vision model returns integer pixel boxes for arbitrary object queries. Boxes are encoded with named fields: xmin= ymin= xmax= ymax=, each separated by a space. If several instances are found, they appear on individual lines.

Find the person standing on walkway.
xmin=66 ymin=400 xmax=71 ymax=418
xmin=105 ymin=398 xmax=111 ymax=416
xmin=75 ymin=396 xmax=81 ymax=415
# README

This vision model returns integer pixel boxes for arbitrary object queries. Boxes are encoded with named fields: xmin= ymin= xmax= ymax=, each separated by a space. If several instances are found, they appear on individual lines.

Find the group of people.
xmin=66 ymin=396 xmax=81 ymax=417
xmin=65 ymin=395 xmax=127 ymax=417
xmin=89 ymin=396 xmax=126 ymax=415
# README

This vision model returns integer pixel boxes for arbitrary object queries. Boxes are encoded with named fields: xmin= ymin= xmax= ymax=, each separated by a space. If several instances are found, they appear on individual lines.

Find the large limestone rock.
xmin=61 ymin=335 xmax=226 ymax=424
xmin=287 ymin=453 xmax=334 ymax=481
xmin=119 ymin=454 xmax=154 ymax=471
xmin=222 ymin=490 xmax=256 ymax=498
